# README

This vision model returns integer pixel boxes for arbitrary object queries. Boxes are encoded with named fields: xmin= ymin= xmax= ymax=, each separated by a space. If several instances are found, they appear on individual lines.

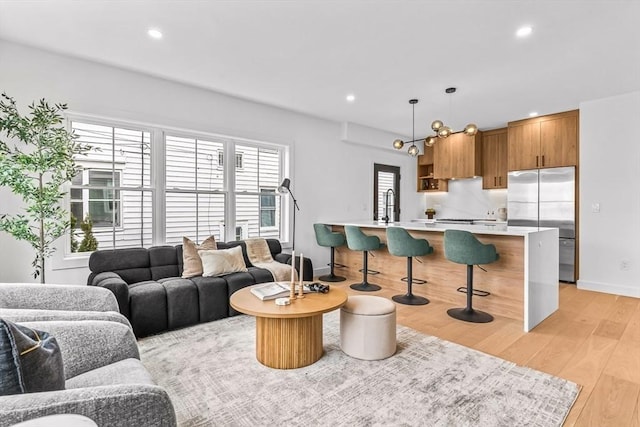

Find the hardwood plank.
xmin=603 ymin=341 xmax=640 ymax=384
xmin=527 ymin=318 xmax=597 ymax=375
xmin=620 ymin=304 xmax=640 ymax=343
xmin=558 ymin=335 xmax=618 ymax=426
xmin=576 ymin=374 xmax=640 ymax=427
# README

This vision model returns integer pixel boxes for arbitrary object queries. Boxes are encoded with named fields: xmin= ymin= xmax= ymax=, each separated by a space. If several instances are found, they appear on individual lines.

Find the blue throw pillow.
xmin=0 ymin=318 xmax=65 ymax=395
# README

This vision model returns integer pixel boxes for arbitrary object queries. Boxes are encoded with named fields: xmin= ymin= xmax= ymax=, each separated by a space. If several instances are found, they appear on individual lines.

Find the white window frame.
xmin=51 ymin=112 xmax=292 ymax=272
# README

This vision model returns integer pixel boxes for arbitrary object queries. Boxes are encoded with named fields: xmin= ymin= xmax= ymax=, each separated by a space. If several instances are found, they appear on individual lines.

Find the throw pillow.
xmin=182 ymin=235 xmax=217 ymax=278
xmin=199 ymin=246 xmax=248 ymax=277
xmin=0 ymin=318 xmax=65 ymax=396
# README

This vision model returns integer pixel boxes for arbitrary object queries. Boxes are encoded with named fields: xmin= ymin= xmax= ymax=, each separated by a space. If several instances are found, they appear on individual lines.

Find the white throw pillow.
xmin=199 ymin=246 xmax=248 ymax=277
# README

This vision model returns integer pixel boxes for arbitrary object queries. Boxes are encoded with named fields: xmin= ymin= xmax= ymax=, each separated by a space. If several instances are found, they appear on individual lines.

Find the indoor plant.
xmin=0 ymin=93 xmax=90 ymax=282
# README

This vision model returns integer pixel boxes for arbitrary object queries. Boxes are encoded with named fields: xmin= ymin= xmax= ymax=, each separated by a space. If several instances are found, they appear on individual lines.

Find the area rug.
xmin=138 ymin=312 xmax=580 ymax=426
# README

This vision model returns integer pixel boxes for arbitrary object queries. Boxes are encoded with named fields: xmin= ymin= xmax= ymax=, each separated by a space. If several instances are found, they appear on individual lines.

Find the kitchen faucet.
xmin=383 ymin=188 xmax=395 ymax=224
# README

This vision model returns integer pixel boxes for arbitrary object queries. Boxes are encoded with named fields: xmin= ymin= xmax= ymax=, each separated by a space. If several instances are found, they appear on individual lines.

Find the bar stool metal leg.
xmin=350 ymin=251 xmax=381 ymax=292
xmin=447 ymin=265 xmax=493 ymax=323
xmin=392 ymin=257 xmax=429 ymax=305
xmin=319 ymin=246 xmax=346 ymax=282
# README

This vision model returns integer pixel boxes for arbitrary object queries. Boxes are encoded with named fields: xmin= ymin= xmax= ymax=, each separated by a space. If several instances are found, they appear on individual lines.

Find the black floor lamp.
xmin=278 ymin=178 xmax=300 ymax=250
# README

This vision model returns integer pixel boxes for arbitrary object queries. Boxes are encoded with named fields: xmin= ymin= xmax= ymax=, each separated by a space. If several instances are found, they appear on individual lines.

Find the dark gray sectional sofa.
xmin=87 ymin=239 xmax=312 ymax=337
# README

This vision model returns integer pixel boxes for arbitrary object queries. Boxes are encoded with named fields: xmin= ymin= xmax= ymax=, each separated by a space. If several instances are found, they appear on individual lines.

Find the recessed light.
xmin=346 ymin=94 xmax=356 ymax=103
xmin=147 ymin=28 xmax=163 ymax=39
xmin=516 ymin=26 xmax=533 ymax=38
xmin=529 ymin=112 xmax=539 ymax=117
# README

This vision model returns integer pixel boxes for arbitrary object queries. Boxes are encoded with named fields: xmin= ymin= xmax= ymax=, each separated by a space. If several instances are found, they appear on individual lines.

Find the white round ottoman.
xmin=340 ymin=295 xmax=397 ymax=360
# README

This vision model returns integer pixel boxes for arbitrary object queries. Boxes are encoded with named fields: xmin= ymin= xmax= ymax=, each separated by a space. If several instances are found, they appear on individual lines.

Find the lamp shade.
xmin=278 ymin=178 xmax=291 ymax=194
xmin=393 ymin=139 xmax=404 ymax=149
xmin=408 ymin=144 xmax=419 ymax=156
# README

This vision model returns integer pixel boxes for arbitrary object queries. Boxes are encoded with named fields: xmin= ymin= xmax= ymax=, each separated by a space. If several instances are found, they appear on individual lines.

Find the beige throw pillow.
xmin=182 ymin=236 xmax=217 ymax=278
xmin=199 ymin=246 xmax=248 ymax=277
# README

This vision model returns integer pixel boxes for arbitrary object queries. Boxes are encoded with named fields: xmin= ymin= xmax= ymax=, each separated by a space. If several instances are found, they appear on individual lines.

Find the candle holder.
xmin=297 ymin=253 xmax=305 ymax=299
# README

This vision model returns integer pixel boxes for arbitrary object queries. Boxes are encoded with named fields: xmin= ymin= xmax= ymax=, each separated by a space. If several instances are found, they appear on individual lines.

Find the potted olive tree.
xmin=0 ymin=93 xmax=90 ymax=283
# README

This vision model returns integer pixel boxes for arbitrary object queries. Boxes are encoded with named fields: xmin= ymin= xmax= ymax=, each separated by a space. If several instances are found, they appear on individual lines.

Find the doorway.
xmin=373 ymin=163 xmax=400 ymax=222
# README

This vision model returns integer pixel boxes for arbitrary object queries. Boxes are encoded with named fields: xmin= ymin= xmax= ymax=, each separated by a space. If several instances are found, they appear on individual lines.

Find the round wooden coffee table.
xmin=230 ymin=285 xmax=347 ymax=369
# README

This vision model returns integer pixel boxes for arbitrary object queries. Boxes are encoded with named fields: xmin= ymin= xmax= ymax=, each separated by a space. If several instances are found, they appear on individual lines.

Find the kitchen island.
xmin=325 ymin=220 xmax=559 ymax=331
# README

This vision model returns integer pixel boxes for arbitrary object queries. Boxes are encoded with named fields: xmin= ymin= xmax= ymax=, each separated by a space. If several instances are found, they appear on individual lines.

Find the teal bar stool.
xmin=313 ymin=223 xmax=347 ymax=282
xmin=444 ymin=229 xmax=499 ymax=323
xmin=344 ymin=225 xmax=385 ymax=292
xmin=386 ymin=227 xmax=433 ymax=305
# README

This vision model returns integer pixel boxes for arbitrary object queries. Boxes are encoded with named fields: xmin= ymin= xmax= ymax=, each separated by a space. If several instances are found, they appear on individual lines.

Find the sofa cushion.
xmin=66 ymin=358 xmax=155 ymax=389
xmin=157 ymin=278 xmax=199 ymax=329
xmin=225 ymin=272 xmax=258 ymax=316
xmin=129 ymin=282 xmax=168 ymax=337
xmin=181 ymin=236 xmax=217 ymax=278
xmin=0 ymin=319 xmax=65 ymax=395
xmin=189 ymin=276 xmax=229 ymax=322
xmin=199 ymin=246 xmax=247 ymax=277
xmin=150 ymin=246 xmax=180 ymax=281
xmin=246 ymin=267 xmax=275 ymax=284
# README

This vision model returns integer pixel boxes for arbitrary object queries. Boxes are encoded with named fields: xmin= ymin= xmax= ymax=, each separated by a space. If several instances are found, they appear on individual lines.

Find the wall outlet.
xmin=620 ymin=259 xmax=630 ymax=271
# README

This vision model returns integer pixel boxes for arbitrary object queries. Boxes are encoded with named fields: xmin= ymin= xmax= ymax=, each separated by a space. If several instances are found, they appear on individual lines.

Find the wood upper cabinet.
xmin=508 ymin=110 xmax=578 ymax=171
xmin=417 ymin=143 xmax=448 ymax=192
xmin=433 ymin=131 xmax=482 ymax=179
xmin=482 ymin=128 xmax=508 ymax=189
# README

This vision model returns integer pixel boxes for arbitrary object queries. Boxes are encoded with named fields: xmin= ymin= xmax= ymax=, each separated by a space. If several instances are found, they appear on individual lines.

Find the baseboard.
xmin=577 ymin=279 xmax=640 ymax=298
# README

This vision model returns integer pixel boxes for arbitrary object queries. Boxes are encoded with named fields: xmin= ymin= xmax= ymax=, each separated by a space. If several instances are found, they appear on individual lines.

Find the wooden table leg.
xmin=256 ymin=315 xmax=324 ymax=369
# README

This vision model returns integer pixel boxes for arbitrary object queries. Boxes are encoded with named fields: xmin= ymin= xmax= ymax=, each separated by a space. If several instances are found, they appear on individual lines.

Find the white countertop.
xmin=324 ymin=220 xmax=556 ymax=237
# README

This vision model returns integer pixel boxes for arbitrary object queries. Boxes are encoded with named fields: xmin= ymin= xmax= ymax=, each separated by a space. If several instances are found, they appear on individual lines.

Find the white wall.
xmin=0 ymin=40 xmax=420 ymax=284
xmin=578 ymin=91 xmax=640 ymax=297
xmin=423 ymin=178 xmax=508 ymax=220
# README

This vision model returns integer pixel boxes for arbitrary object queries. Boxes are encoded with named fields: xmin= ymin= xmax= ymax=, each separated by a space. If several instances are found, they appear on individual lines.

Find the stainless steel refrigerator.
xmin=507 ymin=166 xmax=576 ymax=282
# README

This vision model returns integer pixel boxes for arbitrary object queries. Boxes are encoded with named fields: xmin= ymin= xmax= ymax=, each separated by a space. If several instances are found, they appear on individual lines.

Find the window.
xmin=234 ymin=145 xmax=282 ymax=240
xmin=70 ymin=121 xmax=152 ymax=251
xmin=71 ymin=170 xmax=122 ymax=228
xmin=216 ymin=152 xmax=244 ymax=169
xmin=165 ymin=135 xmax=225 ymax=245
xmin=260 ymin=188 xmax=276 ymax=227
xmin=64 ymin=115 xmax=288 ymax=258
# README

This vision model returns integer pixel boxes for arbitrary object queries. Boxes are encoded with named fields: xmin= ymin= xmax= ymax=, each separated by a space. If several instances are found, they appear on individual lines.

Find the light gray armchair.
xmin=0 ymin=283 xmax=176 ymax=427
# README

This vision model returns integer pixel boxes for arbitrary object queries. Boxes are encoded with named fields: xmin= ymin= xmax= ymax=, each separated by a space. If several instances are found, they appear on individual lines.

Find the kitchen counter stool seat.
xmin=386 ymin=226 xmax=433 ymax=305
xmin=444 ymin=229 xmax=499 ymax=323
xmin=313 ymin=223 xmax=347 ymax=282
xmin=344 ymin=225 xmax=385 ymax=292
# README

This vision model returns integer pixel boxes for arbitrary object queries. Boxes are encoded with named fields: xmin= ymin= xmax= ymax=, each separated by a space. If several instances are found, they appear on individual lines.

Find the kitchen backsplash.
xmin=423 ymin=177 xmax=507 ymax=219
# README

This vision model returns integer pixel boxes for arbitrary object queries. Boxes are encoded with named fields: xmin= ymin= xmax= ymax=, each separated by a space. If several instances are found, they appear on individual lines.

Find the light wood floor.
xmin=321 ymin=272 xmax=640 ymax=426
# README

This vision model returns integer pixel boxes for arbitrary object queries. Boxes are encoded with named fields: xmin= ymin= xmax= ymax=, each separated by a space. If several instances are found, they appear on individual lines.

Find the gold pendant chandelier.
xmin=393 ymin=88 xmax=478 ymax=154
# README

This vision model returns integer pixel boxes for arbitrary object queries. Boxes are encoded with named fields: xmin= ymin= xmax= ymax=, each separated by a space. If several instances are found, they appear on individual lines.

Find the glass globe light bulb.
xmin=438 ymin=126 xmax=452 ymax=138
xmin=425 ymin=136 xmax=437 ymax=147
xmin=463 ymin=124 xmax=478 ymax=136
xmin=393 ymin=139 xmax=404 ymax=149
xmin=408 ymin=144 xmax=419 ymax=157
xmin=431 ymin=120 xmax=443 ymax=132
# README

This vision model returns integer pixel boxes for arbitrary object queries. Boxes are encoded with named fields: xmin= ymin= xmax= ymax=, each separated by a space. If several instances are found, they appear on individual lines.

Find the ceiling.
xmin=1 ymin=0 xmax=639 ymax=137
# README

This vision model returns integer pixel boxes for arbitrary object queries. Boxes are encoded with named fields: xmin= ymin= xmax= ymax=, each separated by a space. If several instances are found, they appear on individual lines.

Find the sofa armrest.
xmin=90 ymin=273 xmax=130 ymax=318
xmin=274 ymin=254 xmax=314 ymax=281
xmin=0 ymin=384 xmax=176 ymax=427
xmin=0 ymin=283 xmax=118 ymax=312
xmin=20 ymin=320 xmax=139 ymax=380
xmin=0 ymin=308 xmax=131 ymax=329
